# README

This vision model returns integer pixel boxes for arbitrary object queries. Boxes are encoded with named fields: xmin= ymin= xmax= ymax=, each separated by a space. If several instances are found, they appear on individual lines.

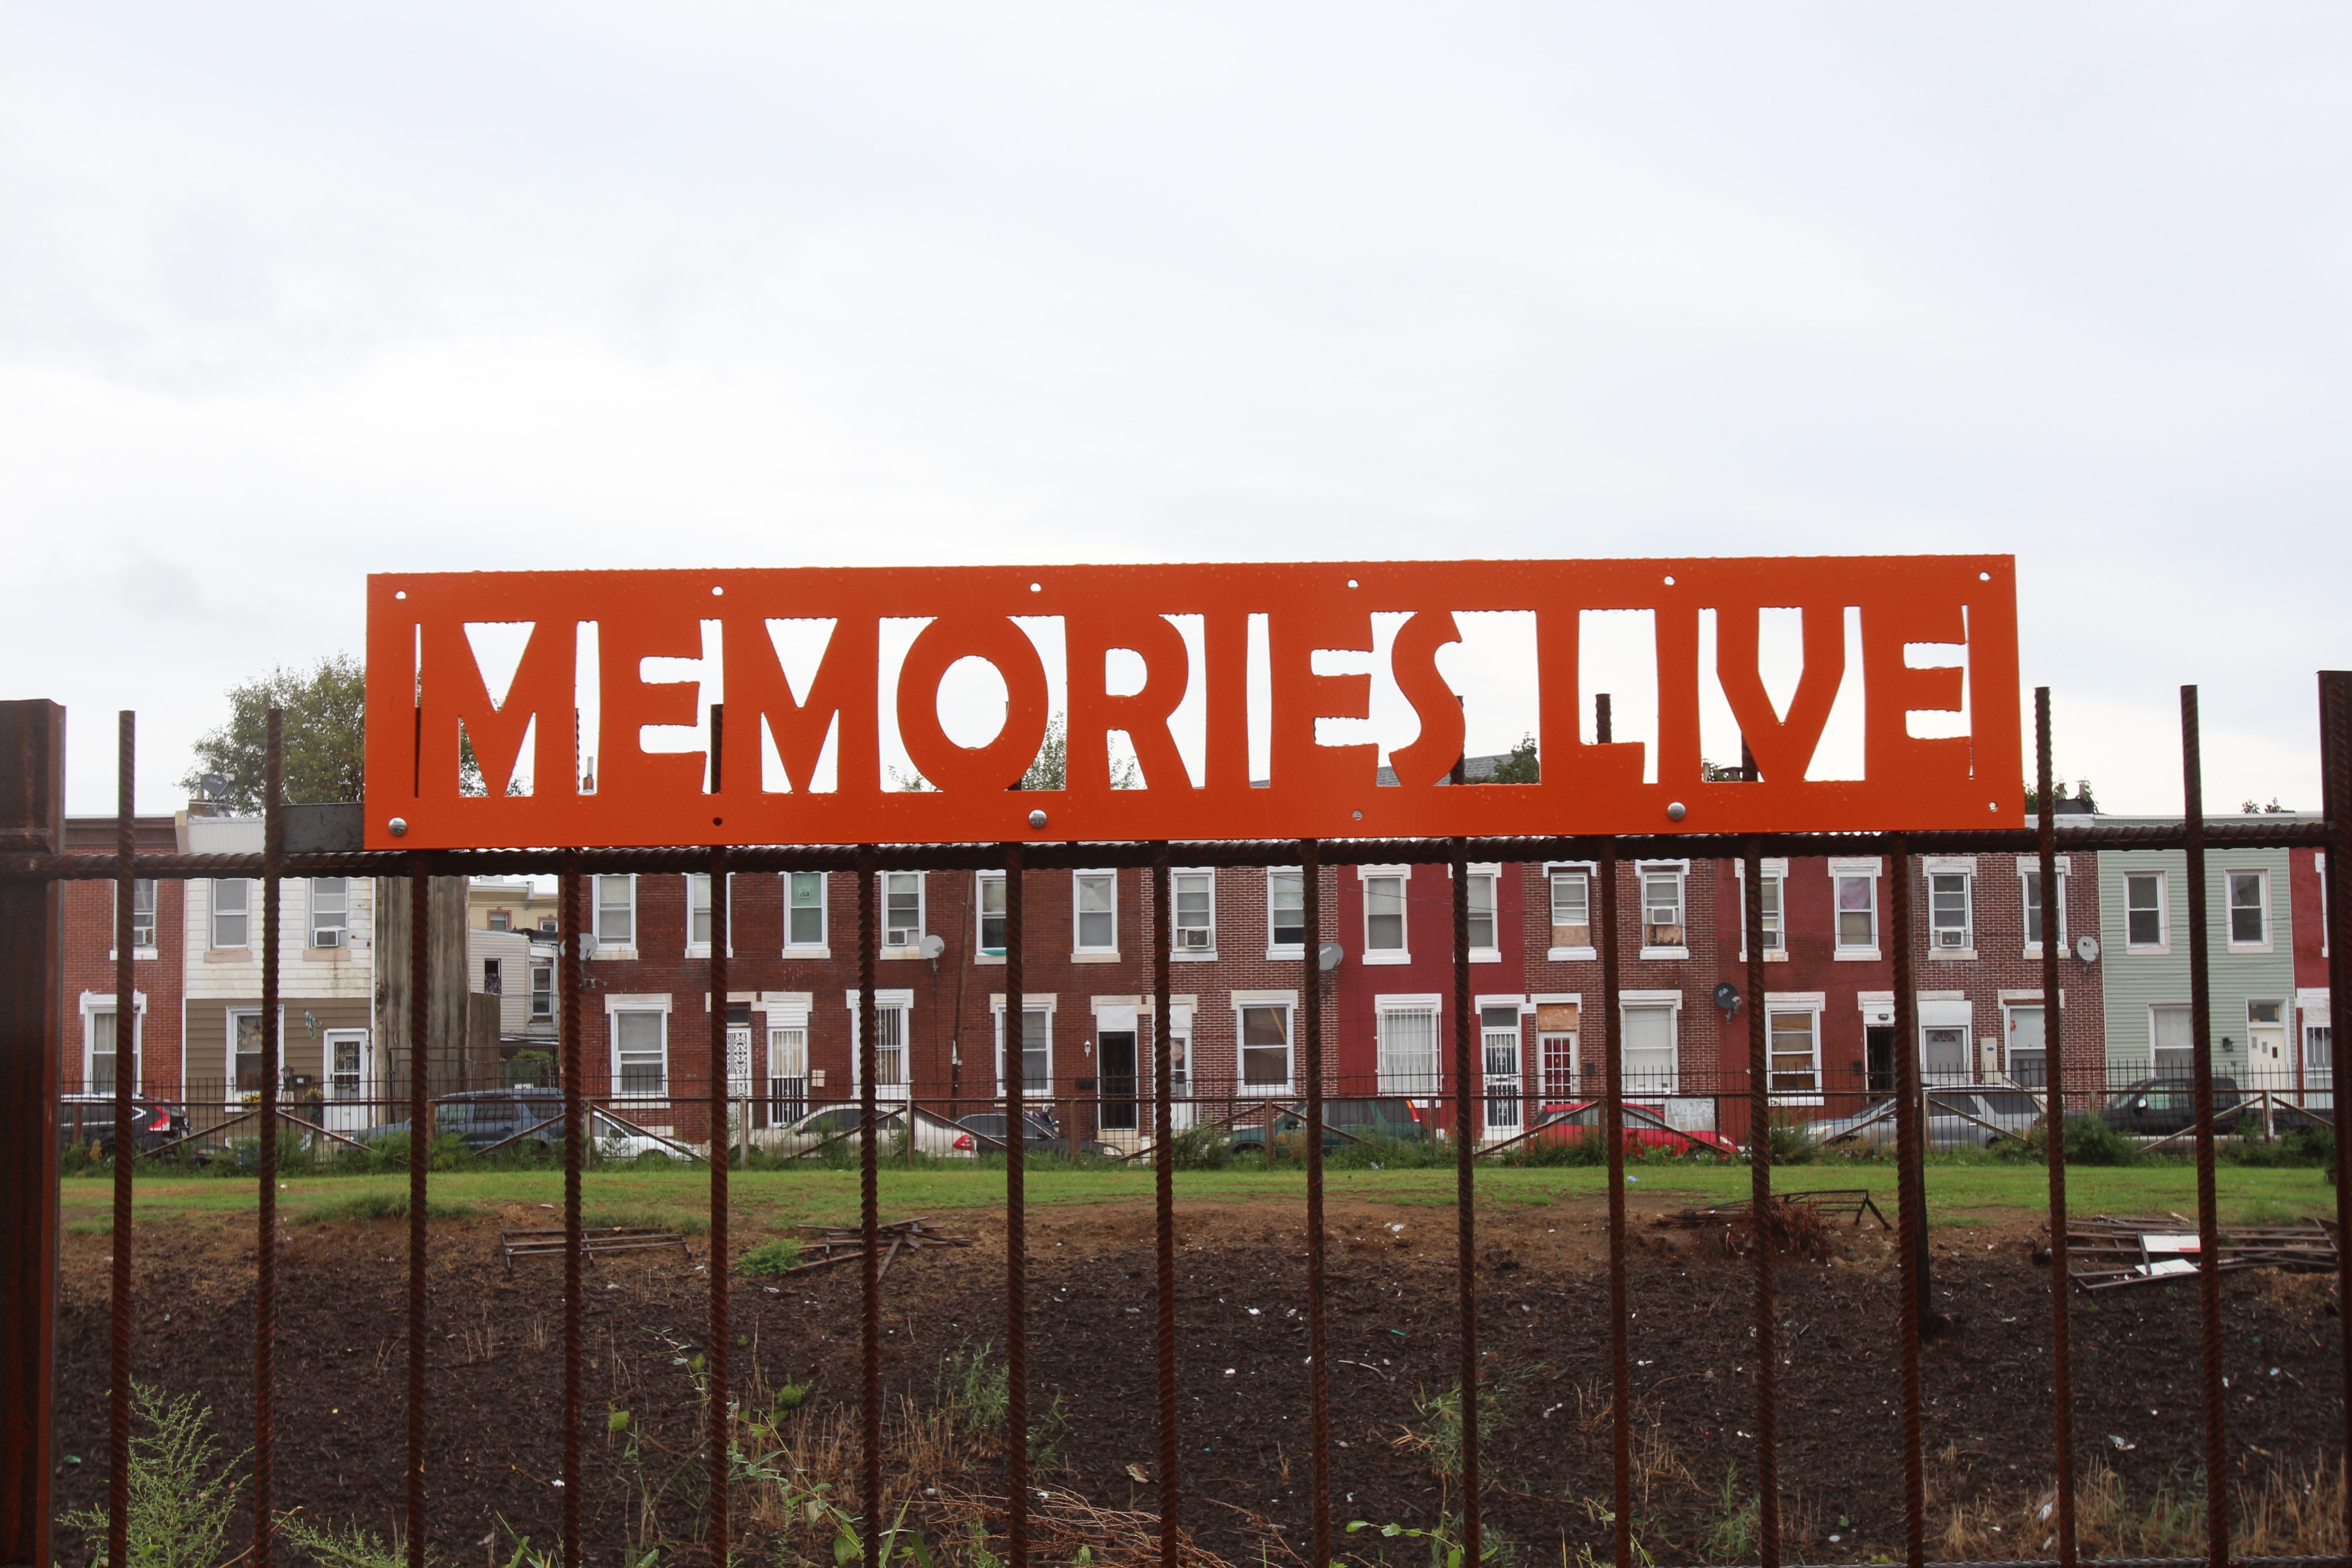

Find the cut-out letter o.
xmin=895 ymin=616 xmax=1052 ymax=794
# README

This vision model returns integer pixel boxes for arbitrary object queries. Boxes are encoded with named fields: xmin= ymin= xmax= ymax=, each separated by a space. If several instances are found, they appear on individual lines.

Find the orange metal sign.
xmin=364 ymin=556 xmax=2020 ymax=849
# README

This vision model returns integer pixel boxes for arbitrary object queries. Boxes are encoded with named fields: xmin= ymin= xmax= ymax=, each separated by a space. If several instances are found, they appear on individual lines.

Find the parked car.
xmin=58 ymin=1093 xmax=189 ymax=1156
xmin=769 ymin=1103 xmax=974 ymax=1158
xmin=950 ymin=1111 xmax=1116 ymax=1158
xmin=2098 ymin=1077 xmax=2247 ymax=1138
xmin=1229 ymin=1098 xmax=1430 ymax=1153
xmin=1803 ymin=1086 xmax=2050 ymax=1151
xmin=359 ymin=1089 xmax=684 ymax=1159
xmin=1527 ymin=1101 xmax=1738 ymax=1158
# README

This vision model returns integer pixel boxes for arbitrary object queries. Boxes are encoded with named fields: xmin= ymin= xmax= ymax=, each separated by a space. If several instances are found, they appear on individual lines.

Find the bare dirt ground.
xmin=50 ymin=1191 xmax=2348 ymax=1566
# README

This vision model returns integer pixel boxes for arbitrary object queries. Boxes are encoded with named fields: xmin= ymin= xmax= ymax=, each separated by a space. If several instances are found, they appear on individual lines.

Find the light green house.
xmin=2094 ymin=818 xmax=2298 ymax=1095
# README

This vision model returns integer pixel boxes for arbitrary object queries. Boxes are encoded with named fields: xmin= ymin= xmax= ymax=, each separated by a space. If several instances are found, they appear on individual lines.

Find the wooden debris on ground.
xmin=1654 ymin=1190 xmax=1881 ymax=1259
xmin=2065 ymin=1213 xmax=2339 ymax=1292
xmin=499 ymin=1226 xmax=689 ymax=1271
xmin=779 ymin=1216 xmax=973 ymax=1280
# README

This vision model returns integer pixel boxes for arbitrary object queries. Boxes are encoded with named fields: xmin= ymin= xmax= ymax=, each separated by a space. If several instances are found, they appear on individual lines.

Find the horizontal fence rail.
xmin=2 ymin=677 xmax=2350 ymax=1568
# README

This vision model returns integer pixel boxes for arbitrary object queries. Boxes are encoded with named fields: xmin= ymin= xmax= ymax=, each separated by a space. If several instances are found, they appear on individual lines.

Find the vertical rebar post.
xmin=2319 ymin=671 xmax=2352 ymax=1552
xmin=559 ymin=863 xmax=584 ymax=1568
xmin=2036 ymin=690 xmax=2078 ymax=1568
xmin=1889 ymin=833 xmax=1926 ymax=1568
xmin=255 ymin=711 xmax=283 ymax=1568
xmin=2179 ymin=687 xmax=2228 ymax=1568
xmin=108 ymin=713 xmax=134 ymax=1568
xmin=858 ymin=846 xmax=882 ymax=1568
xmin=1300 ymin=839 xmax=1332 ymax=1568
xmin=1741 ymin=838 xmax=1779 ymax=1568
xmin=409 ymin=860 xmax=433 ymax=1568
xmin=1003 ymin=845 xmax=1029 ymax=1568
xmin=1599 ymin=842 xmax=1631 ymax=1568
xmin=1151 ymin=848 xmax=1179 ymax=1568
xmin=1449 ymin=841 xmax=1480 ymax=1566
xmin=707 ymin=847 xmax=731 ymax=1567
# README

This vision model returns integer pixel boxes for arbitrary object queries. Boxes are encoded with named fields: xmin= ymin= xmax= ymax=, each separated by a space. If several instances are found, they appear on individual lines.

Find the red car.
xmin=1524 ymin=1101 xmax=1738 ymax=1158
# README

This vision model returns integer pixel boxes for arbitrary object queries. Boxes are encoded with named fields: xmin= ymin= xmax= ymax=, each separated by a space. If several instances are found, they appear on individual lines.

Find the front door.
xmin=1481 ymin=1005 xmax=1523 ymax=1132
xmin=1866 ymin=1026 xmax=1896 ymax=1094
xmin=1922 ymin=1026 xmax=1969 ymax=1084
xmin=322 ymin=1029 xmax=371 ymax=1133
xmin=1098 ymin=1031 xmax=1138 ymax=1132
xmin=2247 ymin=1001 xmax=2288 ymax=1093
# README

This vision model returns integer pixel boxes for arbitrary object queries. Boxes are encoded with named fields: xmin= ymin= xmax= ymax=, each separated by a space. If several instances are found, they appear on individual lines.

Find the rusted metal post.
xmin=559 ymin=863 xmax=583 ymax=1568
xmin=858 ymin=846 xmax=882 ymax=1567
xmin=2320 ymin=671 xmax=2352 ymax=1553
xmin=707 ymin=847 xmax=730 ymax=1566
xmin=108 ymin=713 xmax=135 ymax=1568
xmin=1889 ymin=833 xmax=1926 ymax=1568
xmin=1300 ymin=840 xmax=1332 ymax=1568
xmin=1151 ymin=848 xmax=1179 ymax=1568
xmin=1003 ymin=844 xmax=1029 ymax=1568
xmin=0 ymin=699 xmax=65 ymax=1568
xmin=1742 ymin=838 xmax=1779 ymax=1568
xmin=2036 ymin=690 xmax=2078 ymax=1568
xmin=409 ymin=858 xmax=433 ymax=1568
xmin=1450 ymin=841 xmax=1480 ymax=1566
xmin=255 ymin=711 xmax=283 ymax=1568
xmin=2180 ymin=687 xmax=2228 ymax=1568
xmin=1599 ymin=841 xmax=1631 ymax=1568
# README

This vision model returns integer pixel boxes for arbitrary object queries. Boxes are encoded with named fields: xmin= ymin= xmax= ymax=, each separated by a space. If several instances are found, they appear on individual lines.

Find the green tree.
xmin=1485 ymin=734 xmax=1539 ymax=784
xmin=1019 ymin=712 xmax=1137 ymax=791
xmin=180 ymin=655 xmax=366 ymax=811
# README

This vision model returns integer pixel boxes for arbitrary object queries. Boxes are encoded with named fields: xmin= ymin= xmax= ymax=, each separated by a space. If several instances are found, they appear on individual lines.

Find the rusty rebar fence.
xmin=2 ymin=676 xmax=2351 ymax=1568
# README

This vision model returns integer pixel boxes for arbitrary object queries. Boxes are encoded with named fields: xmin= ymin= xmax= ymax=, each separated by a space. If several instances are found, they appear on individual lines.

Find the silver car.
xmin=1803 ymin=1085 xmax=2045 ymax=1151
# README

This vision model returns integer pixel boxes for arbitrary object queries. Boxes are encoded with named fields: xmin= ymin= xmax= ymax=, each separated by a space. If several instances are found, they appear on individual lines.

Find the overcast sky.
xmin=5 ymin=4 xmax=2347 ymax=817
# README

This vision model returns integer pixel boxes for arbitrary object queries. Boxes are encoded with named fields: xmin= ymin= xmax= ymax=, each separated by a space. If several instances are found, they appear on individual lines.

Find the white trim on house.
xmin=1634 ymin=861 xmax=1690 ymax=961
xmin=1358 ymin=864 xmax=1411 ymax=965
xmin=77 ymin=990 xmax=147 ymax=1095
xmin=1170 ymin=867 xmax=1218 ymax=961
xmin=1071 ymin=868 xmax=1120 ymax=960
xmin=1829 ymin=857 xmax=1883 ymax=961
xmin=1733 ymin=858 xmax=1791 ymax=962
xmin=1543 ymin=862 xmax=1598 ymax=961
xmin=781 ymin=871 xmax=830 ymax=958
xmin=604 ymin=991 xmax=672 ymax=1100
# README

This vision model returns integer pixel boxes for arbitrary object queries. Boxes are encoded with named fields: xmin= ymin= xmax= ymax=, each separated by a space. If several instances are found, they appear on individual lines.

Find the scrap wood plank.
xmin=2066 ymin=1213 xmax=2338 ymax=1292
xmin=499 ymin=1226 xmax=689 ymax=1271
xmin=775 ymin=1217 xmax=972 ymax=1278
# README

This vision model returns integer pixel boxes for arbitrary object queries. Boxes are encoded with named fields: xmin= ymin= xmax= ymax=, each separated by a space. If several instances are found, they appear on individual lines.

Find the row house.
xmin=59 ymin=815 xmax=185 ymax=1116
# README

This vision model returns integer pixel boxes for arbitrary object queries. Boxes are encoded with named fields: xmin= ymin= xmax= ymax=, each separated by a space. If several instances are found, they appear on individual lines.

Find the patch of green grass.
xmin=740 ymin=1237 xmax=803 ymax=1275
xmin=293 ymin=1192 xmax=478 ymax=1226
xmin=583 ymin=1205 xmax=709 ymax=1235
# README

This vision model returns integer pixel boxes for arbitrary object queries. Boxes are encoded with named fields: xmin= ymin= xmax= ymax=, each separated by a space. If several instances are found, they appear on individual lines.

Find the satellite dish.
xmin=577 ymin=930 xmax=599 ymax=960
xmin=1713 ymin=981 xmax=1742 ymax=1015
xmin=919 ymin=934 xmax=946 ymax=960
xmin=2075 ymin=935 xmax=2100 ymax=964
xmin=1318 ymin=941 xmax=1344 ymax=972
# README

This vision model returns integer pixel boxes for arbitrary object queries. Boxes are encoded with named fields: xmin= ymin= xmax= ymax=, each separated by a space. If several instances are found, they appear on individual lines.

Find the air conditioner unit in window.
xmin=1935 ymin=928 xmax=1965 ymax=948
xmin=1178 ymin=926 xmax=1211 ymax=950
xmin=313 ymin=929 xmax=344 ymax=949
xmin=887 ymin=927 xmax=916 ymax=949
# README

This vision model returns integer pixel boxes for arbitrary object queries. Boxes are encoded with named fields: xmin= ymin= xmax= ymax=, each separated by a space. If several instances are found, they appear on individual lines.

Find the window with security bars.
xmin=1481 ymin=1004 xmax=1522 ymax=1128
xmin=977 ymin=873 xmax=1006 ymax=956
xmin=1241 ymin=1004 xmax=1291 ymax=1089
xmin=212 ymin=879 xmax=250 ymax=950
xmin=2228 ymin=870 xmax=2268 ymax=946
xmin=1834 ymin=874 xmax=1877 ymax=951
xmin=1768 ymin=1010 xmax=1818 ymax=1093
xmin=2308 ymin=1024 xmax=2334 ymax=1074
xmin=1074 ymin=872 xmax=1116 ymax=952
xmin=1173 ymin=872 xmax=1214 ymax=952
xmin=1642 ymin=871 xmax=1684 ymax=948
xmin=2023 ymin=869 xmax=2067 ymax=950
xmin=1268 ymin=871 xmax=1305 ymax=951
xmin=1540 ymin=1033 xmax=1576 ymax=1098
xmin=1548 ymin=871 xmax=1590 ymax=949
xmin=1377 ymin=1006 xmax=1438 ymax=1095
xmin=860 ymin=1006 xmax=908 ymax=1089
xmin=2126 ymin=872 xmax=2166 ymax=949
xmin=595 ymin=876 xmax=635 ymax=947
xmin=1364 ymin=875 xmax=1406 ymax=955
xmin=769 ymin=1025 xmax=808 ymax=1120
xmin=884 ymin=872 xmax=924 ymax=949
xmin=311 ymin=878 xmax=348 ymax=948
xmin=115 ymin=879 xmax=157 ymax=950
xmin=614 ymin=1010 xmax=666 ymax=1095
xmin=1930 ymin=872 xmax=1971 ymax=951
xmin=786 ymin=873 xmax=825 ymax=948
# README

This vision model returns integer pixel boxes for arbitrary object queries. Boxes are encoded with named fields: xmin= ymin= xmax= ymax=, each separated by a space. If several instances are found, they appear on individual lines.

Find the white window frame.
xmin=1917 ymin=995 xmax=1973 ymax=1083
xmin=1072 ymin=869 xmax=1119 ymax=960
xmin=1266 ymin=867 xmax=1307 ymax=959
xmin=310 ymin=877 xmax=349 ymax=950
xmin=529 ymin=956 xmax=554 ymax=1020
xmin=1734 ymin=858 xmax=1788 ymax=962
xmin=975 ymin=871 xmax=1007 ymax=963
xmin=112 ymin=879 xmax=159 ymax=959
xmin=880 ymin=871 xmax=926 ymax=957
xmin=1169 ymin=868 xmax=1216 ymax=960
xmin=1359 ymin=865 xmax=1411 ymax=965
xmin=1763 ymin=992 xmax=1824 ymax=1105
xmin=844 ymin=988 xmax=916 ymax=1098
xmin=2016 ymin=855 xmax=2071 ymax=957
xmin=988 ymin=993 xmax=1057 ymax=1096
xmin=1462 ymin=863 xmax=1502 ymax=964
xmin=2149 ymin=1000 xmax=2194 ymax=1078
xmin=1544 ymin=862 xmax=1596 ymax=960
xmin=1636 ymin=861 xmax=1689 ymax=960
xmin=1924 ymin=858 xmax=1975 ymax=959
xmin=80 ymin=990 xmax=147 ymax=1095
xmin=2225 ymin=867 xmax=2272 ymax=953
xmin=592 ymin=874 xmax=638 ymax=958
xmin=2123 ymin=869 xmax=2170 ymax=955
xmin=1375 ymin=993 xmax=1443 ymax=1097
xmin=1829 ymin=857 xmax=1882 ymax=960
xmin=1233 ymin=990 xmax=1297 ymax=1096
xmin=2319 ymin=852 xmax=2328 ymax=960
xmin=605 ymin=994 xmax=671 ymax=1100
xmin=2000 ymin=995 xmax=2054 ymax=1089
xmin=226 ymin=1005 xmax=269 ymax=1101
xmin=783 ymin=871 xmax=829 ymax=957
xmin=1617 ymin=990 xmax=1682 ymax=1094
xmin=211 ymin=878 xmax=251 ymax=951
xmin=686 ymin=872 xmax=736 ymax=959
